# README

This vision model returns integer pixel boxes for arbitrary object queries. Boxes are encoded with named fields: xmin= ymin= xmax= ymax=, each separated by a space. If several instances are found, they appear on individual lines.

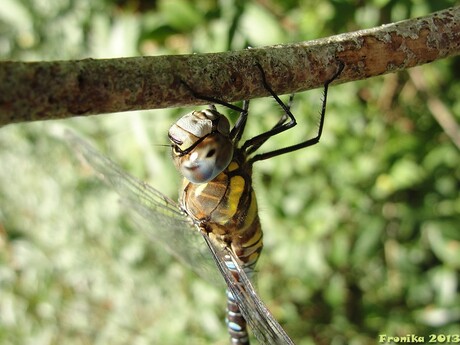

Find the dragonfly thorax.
xmin=168 ymin=108 xmax=234 ymax=184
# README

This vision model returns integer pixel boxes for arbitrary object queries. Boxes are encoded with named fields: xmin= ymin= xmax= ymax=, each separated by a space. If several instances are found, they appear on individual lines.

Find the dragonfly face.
xmin=168 ymin=109 xmax=234 ymax=183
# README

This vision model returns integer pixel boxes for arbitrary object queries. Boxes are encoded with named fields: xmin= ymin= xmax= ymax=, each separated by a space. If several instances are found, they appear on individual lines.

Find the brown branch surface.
xmin=0 ymin=6 xmax=459 ymax=126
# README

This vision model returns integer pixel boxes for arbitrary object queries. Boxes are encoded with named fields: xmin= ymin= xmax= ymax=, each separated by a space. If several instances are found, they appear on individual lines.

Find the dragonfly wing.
xmin=66 ymin=131 xmax=294 ymax=343
xmin=202 ymin=235 xmax=295 ymax=345
xmin=66 ymin=131 xmax=223 ymax=286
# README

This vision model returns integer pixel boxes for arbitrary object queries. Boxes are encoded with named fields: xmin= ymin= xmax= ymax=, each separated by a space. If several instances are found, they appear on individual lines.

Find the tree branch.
xmin=1 ymin=6 xmax=458 ymax=126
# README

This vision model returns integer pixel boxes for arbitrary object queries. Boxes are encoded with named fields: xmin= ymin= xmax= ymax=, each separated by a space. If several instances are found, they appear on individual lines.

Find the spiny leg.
xmin=246 ymin=93 xmax=295 ymax=155
xmin=241 ymin=64 xmax=299 ymax=153
xmin=247 ymin=60 xmax=345 ymax=164
xmin=231 ymin=100 xmax=250 ymax=143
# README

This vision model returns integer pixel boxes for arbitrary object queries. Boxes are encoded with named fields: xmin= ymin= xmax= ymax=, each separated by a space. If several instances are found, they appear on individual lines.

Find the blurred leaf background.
xmin=1 ymin=0 xmax=459 ymax=344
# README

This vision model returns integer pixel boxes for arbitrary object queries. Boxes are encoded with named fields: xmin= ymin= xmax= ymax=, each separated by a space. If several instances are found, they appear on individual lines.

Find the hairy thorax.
xmin=179 ymin=153 xmax=263 ymax=266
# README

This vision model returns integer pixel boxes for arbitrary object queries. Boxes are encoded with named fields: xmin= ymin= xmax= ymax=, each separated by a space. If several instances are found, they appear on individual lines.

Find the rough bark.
xmin=0 ymin=6 xmax=458 ymax=126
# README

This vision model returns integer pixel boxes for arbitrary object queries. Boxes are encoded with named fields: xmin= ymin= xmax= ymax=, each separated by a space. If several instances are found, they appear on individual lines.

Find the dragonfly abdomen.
xmin=226 ymin=287 xmax=250 ymax=345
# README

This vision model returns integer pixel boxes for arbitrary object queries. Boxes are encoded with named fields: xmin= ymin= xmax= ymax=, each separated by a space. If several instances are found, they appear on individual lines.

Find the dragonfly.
xmin=68 ymin=61 xmax=344 ymax=345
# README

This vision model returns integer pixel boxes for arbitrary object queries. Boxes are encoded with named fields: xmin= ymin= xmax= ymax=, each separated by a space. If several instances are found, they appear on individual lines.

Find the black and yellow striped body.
xmin=179 ymin=149 xmax=263 ymax=345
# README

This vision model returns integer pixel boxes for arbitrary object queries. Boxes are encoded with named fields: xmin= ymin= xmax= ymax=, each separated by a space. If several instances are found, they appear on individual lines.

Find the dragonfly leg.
xmin=179 ymin=78 xmax=246 ymax=114
xmin=230 ymin=100 xmax=250 ymax=143
xmin=179 ymin=79 xmax=251 ymax=145
xmin=247 ymin=60 xmax=345 ymax=164
xmin=240 ymin=63 xmax=298 ymax=154
xmin=246 ymin=93 xmax=295 ymax=155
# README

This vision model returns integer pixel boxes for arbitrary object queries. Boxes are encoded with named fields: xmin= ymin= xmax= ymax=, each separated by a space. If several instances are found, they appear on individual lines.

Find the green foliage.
xmin=1 ymin=1 xmax=459 ymax=344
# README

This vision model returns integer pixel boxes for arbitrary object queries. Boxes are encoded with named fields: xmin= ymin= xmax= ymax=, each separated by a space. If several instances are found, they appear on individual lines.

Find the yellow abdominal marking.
xmin=227 ymin=162 xmax=239 ymax=172
xmin=210 ymin=175 xmax=245 ymax=225
xmin=224 ymin=175 xmax=245 ymax=221
xmin=241 ymin=195 xmax=260 ymax=248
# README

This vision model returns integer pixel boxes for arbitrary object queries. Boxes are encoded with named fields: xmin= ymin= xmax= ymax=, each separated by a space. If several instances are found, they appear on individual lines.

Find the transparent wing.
xmin=66 ymin=131 xmax=222 ymax=286
xmin=66 ymin=131 xmax=294 ymax=344
xmin=202 ymin=235 xmax=295 ymax=345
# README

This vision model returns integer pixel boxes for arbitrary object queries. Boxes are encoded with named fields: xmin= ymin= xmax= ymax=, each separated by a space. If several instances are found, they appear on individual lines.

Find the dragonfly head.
xmin=168 ymin=108 xmax=234 ymax=183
